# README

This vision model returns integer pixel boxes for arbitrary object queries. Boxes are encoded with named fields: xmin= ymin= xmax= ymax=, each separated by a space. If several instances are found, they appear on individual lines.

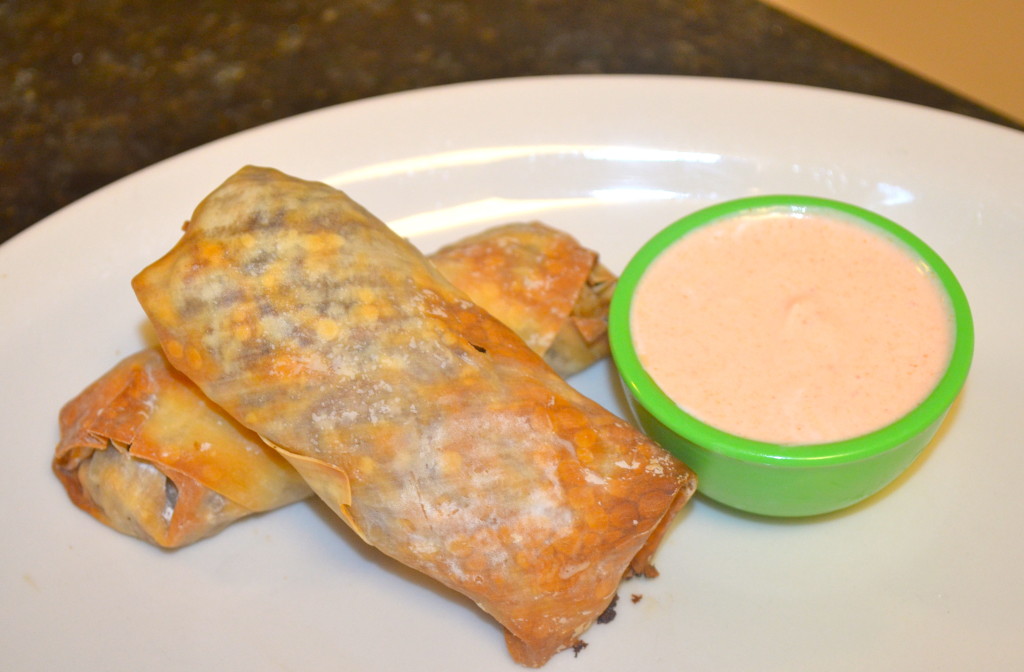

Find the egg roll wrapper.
xmin=133 ymin=166 xmax=696 ymax=667
xmin=54 ymin=223 xmax=610 ymax=548
xmin=53 ymin=348 xmax=310 ymax=548
xmin=429 ymin=222 xmax=617 ymax=377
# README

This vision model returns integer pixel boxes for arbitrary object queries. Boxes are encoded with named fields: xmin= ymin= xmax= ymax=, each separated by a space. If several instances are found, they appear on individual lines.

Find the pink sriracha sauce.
xmin=630 ymin=211 xmax=954 ymax=445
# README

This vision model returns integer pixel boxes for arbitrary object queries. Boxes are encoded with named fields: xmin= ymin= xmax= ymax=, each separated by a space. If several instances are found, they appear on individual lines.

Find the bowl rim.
xmin=609 ymin=194 xmax=975 ymax=466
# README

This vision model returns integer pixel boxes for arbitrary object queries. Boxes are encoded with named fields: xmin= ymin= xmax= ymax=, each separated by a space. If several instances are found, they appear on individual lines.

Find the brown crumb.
xmin=596 ymin=594 xmax=619 ymax=624
xmin=572 ymin=640 xmax=588 ymax=657
xmin=624 ymin=563 xmax=660 ymax=579
xmin=631 ymin=594 xmax=643 ymax=604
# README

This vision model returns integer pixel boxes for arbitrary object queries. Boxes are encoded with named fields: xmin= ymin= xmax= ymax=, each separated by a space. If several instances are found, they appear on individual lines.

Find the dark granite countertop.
xmin=2 ymin=0 xmax=1018 ymax=245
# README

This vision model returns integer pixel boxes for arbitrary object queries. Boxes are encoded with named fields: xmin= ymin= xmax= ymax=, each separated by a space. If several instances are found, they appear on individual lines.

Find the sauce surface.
xmin=631 ymin=212 xmax=953 ymax=445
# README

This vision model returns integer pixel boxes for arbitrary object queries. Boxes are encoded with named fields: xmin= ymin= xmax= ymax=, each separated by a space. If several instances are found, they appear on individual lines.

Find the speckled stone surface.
xmin=1 ymin=0 xmax=1018 ymax=244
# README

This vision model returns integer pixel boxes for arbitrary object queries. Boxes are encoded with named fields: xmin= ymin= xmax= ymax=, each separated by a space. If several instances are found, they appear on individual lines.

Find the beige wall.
xmin=761 ymin=0 xmax=1024 ymax=125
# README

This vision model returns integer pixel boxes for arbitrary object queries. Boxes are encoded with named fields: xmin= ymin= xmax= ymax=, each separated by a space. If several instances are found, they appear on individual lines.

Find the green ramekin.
xmin=609 ymin=195 xmax=974 ymax=517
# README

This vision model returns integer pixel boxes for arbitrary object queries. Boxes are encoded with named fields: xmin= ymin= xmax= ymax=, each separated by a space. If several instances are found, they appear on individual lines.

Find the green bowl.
xmin=609 ymin=195 xmax=974 ymax=517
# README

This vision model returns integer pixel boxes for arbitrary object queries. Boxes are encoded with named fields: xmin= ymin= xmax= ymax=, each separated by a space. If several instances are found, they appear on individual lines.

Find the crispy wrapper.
xmin=429 ymin=222 xmax=616 ymax=377
xmin=132 ymin=166 xmax=696 ymax=666
xmin=53 ymin=348 xmax=309 ymax=548
xmin=54 ymin=224 xmax=615 ymax=549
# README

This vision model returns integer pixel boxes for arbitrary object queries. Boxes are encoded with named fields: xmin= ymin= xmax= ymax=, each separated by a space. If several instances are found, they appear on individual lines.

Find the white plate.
xmin=2 ymin=75 xmax=1022 ymax=671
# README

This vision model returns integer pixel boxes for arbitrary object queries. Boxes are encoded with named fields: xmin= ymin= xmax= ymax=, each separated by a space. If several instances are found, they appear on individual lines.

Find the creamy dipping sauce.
xmin=630 ymin=211 xmax=954 ymax=445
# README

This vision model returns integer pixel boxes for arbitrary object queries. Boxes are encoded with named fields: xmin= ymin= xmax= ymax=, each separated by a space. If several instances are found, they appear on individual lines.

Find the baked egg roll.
xmin=53 ymin=347 xmax=309 ymax=548
xmin=54 ymin=222 xmax=615 ymax=549
xmin=132 ymin=166 xmax=696 ymax=666
xmin=429 ymin=222 xmax=616 ymax=377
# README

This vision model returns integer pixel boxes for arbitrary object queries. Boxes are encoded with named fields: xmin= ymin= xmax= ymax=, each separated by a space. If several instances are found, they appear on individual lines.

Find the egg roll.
xmin=429 ymin=222 xmax=616 ymax=377
xmin=53 ymin=347 xmax=309 ymax=548
xmin=132 ymin=166 xmax=696 ymax=666
xmin=54 ymin=223 xmax=615 ymax=549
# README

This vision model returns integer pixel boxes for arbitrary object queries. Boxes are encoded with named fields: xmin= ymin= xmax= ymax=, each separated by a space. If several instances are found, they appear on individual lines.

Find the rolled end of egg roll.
xmin=132 ymin=166 xmax=696 ymax=666
xmin=429 ymin=222 xmax=616 ymax=377
xmin=53 ymin=348 xmax=310 ymax=548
